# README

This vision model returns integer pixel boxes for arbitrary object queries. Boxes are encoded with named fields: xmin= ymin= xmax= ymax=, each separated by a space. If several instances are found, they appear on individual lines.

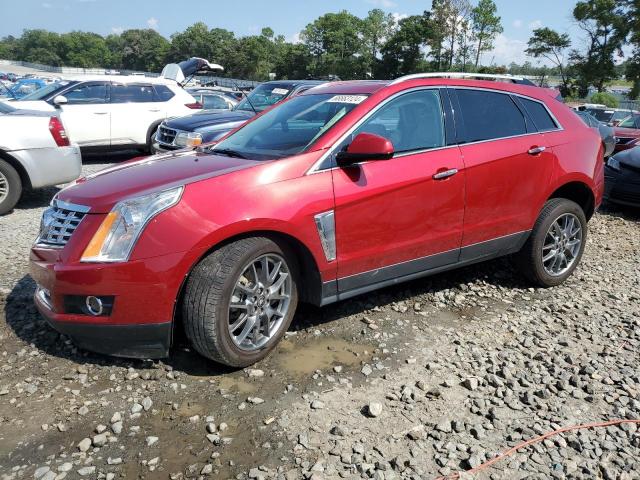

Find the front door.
xmin=331 ymin=88 xmax=465 ymax=293
xmin=58 ymin=82 xmax=110 ymax=147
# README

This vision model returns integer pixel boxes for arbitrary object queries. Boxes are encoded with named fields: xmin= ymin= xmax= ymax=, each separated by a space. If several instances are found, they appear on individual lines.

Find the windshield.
xmin=619 ymin=115 xmax=639 ymax=129
xmin=585 ymin=108 xmax=614 ymax=123
xmin=235 ymin=83 xmax=294 ymax=113
xmin=214 ymin=93 xmax=366 ymax=160
xmin=19 ymin=81 xmax=72 ymax=101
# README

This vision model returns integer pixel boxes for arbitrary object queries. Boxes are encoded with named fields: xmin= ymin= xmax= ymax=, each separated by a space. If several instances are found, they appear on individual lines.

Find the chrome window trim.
xmin=306 ymin=86 xmax=444 ymax=175
xmin=314 ymin=210 xmax=337 ymax=262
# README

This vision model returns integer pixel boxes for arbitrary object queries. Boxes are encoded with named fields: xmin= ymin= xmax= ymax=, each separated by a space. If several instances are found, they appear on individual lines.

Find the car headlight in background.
xmin=174 ymin=131 xmax=202 ymax=147
xmin=607 ymin=156 xmax=621 ymax=171
xmin=81 ymin=186 xmax=183 ymax=263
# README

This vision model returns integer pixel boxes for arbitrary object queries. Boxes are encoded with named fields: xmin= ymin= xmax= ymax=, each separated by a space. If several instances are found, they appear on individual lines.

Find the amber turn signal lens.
xmin=81 ymin=212 xmax=118 ymax=260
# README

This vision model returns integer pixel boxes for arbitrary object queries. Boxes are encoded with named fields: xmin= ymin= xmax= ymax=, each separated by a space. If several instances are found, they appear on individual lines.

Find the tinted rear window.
xmin=154 ymin=85 xmax=175 ymax=102
xmin=521 ymin=98 xmax=558 ymax=131
xmin=456 ymin=89 xmax=527 ymax=142
xmin=110 ymin=84 xmax=155 ymax=103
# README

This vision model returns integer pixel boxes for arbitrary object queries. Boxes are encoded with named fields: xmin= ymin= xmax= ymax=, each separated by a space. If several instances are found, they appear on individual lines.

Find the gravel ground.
xmin=0 ymin=156 xmax=639 ymax=480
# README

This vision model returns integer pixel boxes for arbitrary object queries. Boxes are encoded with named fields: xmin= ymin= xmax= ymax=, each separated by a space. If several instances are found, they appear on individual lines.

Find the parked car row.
xmin=29 ymin=73 xmax=606 ymax=367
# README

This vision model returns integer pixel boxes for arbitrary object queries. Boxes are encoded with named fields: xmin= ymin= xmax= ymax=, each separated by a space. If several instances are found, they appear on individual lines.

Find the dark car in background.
xmin=605 ymin=146 xmax=640 ymax=207
xmin=153 ymin=79 xmax=325 ymax=152
xmin=186 ymin=88 xmax=239 ymax=110
xmin=613 ymin=114 xmax=640 ymax=153
xmin=576 ymin=111 xmax=616 ymax=157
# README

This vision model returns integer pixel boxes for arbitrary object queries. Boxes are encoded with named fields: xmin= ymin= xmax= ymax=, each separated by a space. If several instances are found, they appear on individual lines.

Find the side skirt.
xmin=320 ymin=231 xmax=530 ymax=306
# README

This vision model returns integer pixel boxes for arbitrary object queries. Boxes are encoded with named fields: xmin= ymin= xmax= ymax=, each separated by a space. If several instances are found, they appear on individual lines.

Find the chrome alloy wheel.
xmin=0 ymin=171 xmax=8 ymax=205
xmin=228 ymin=254 xmax=292 ymax=351
xmin=541 ymin=213 xmax=583 ymax=276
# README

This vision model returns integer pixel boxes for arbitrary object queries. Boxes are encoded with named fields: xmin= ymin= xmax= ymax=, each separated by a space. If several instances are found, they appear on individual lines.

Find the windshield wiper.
xmin=212 ymin=148 xmax=247 ymax=159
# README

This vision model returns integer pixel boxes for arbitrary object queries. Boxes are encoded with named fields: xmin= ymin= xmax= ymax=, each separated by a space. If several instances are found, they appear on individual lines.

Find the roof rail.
xmin=390 ymin=72 xmax=534 ymax=86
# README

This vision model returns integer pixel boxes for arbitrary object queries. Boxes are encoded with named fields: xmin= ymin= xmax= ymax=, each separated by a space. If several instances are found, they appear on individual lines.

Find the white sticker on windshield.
xmin=327 ymin=95 xmax=367 ymax=104
xmin=271 ymin=88 xmax=290 ymax=96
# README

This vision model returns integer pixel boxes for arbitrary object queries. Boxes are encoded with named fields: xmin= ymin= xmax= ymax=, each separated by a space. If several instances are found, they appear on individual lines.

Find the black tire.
xmin=0 ymin=159 xmax=22 ymax=216
xmin=516 ymin=198 xmax=587 ymax=287
xmin=182 ymin=237 xmax=299 ymax=367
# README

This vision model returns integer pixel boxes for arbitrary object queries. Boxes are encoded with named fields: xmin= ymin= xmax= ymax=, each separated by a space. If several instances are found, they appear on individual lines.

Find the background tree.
xmin=526 ymin=28 xmax=572 ymax=96
xmin=301 ymin=11 xmax=365 ymax=79
xmin=571 ymin=0 xmax=628 ymax=95
xmin=471 ymin=0 xmax=503 ymax=68
xmin=361 ymin=9 xmax=395 ymax=77
xmin=58 ymin=31 xmax=111 ymax=68
xmin=624 ymin=0 xmax=640 ymax=98
xmin=119 ymin=29 xmax=170 ymax=72
xmin=379 ymin=12 xmax=432 ymax=78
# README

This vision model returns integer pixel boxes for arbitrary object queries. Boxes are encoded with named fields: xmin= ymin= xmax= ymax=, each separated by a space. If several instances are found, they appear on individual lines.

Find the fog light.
xmin=85 ymin=296 xmax=104 ymax=316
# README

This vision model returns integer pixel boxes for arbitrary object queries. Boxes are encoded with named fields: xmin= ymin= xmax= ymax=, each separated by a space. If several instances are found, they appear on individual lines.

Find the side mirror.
xmin=53 ymin=95 xmax=68 ymax=107
xmin=336 ymin=132 xmax=394 ymax=166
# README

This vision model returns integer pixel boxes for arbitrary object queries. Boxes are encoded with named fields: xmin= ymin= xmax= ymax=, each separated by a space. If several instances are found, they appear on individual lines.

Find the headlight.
xmin=607 ymin=156 xmax=620 ymax=171
xmin=175 ymin=131 xmax=202 ymax=147
xmin=81 ymin=186 xmax=183 ymax=263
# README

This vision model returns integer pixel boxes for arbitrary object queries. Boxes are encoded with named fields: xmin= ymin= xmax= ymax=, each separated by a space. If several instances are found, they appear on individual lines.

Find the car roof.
xmin=62 ymin=75 xmax=177 ymax=85
xmin=260 ymin=79 xmax=327 ymax=87
xmin=302 ymin=78 xmax=558 ymax=102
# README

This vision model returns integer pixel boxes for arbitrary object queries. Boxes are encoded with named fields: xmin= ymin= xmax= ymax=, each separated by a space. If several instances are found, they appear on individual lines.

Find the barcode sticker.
xmin=271 ymin=88 xmax=290 ymax=95
xmin=327 ymin=95 xmax=367 ymax=104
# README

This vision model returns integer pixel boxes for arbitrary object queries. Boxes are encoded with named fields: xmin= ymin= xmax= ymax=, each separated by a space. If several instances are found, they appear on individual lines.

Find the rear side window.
xmin=455 ymin=89 xmax=526 ymax=142
xmin=203 ymin=95 xmax=229 ymax=109
xmin=154 ymin=85 xmax=175 ymax=102
xmin=520 ymin=98 xmax=558 ymax=131
xmin=110 ymin=84 xmax=155 ymax=103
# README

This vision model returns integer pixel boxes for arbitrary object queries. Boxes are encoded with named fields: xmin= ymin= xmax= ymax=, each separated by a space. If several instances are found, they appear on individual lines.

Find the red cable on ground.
xmin=435 ymin=418 xmax=640 ymax=480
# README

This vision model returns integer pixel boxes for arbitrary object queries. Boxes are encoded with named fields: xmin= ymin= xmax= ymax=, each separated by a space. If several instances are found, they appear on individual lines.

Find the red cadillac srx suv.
xmin=30 ymin=74 xmax=604 ymax=367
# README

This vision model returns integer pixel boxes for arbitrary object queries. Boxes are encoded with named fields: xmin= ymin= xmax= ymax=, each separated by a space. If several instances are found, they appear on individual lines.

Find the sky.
xmin=0 ymin=0 xmax=590 ymax=66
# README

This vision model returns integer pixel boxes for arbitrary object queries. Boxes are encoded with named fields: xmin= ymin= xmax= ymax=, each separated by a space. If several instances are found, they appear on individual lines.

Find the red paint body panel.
xmin=30 ymin=77 xmax=604 ymax=354
xmin=332 ymin=148 xmax=465 ymax=278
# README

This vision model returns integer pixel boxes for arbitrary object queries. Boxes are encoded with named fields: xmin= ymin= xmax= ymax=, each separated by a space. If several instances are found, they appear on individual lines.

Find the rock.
xmin=361 ymin=365 xmax=373 ymax=376
xmin=34 ymin=466 xmax=51 ymax=479
xmin=131 ymin=403 xmax=143 ymax=414
xmin=58 ymin=463 xmax=73 ymax=473
xmin=92 ymin=433 xmax=108 ymax=447
xmin=110 ymin=412 xmax=122 ymax=423
xmin=367 ymin=401 xmax=383 ymax=417
xmin=310 ymin=400 xmax=325 ymax=410
xmin=77 ymin=466 xmax=96 ymax=477
xmin=247 ymin=397 xmax=264 ymax=405
xmin=247 ymin=369 xmax=264 ymax=377
xmin=142 ymin=397 xmax=153 ymax=411
xmin=462 ymin=378 xmax=479 ymax=391
xmin=201 ymin=464 xmax=213 ymax=475
xmin=77 ymin=438 xmax=92 ymax=452
xmin=112 ymin=421 xmax=123 ymax=434
xmin=146 ymin=436 xmax=159 ymax=446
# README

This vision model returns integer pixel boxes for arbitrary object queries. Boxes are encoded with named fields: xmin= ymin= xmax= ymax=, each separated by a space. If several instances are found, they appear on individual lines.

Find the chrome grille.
xmin=157 ymin=125 xmax=177 ymax=145
xmin=616 ymin=136 xmax=636 ymax=145
xmin=37 ymin=200 xmax=89 ymax=247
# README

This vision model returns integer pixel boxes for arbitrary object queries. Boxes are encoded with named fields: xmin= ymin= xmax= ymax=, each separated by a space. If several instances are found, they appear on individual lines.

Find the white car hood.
xmin=1 ymin=100 xmax=55 ymax=112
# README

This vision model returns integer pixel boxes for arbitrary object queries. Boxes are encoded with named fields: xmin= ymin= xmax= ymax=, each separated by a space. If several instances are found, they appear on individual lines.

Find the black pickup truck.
xmin=153 ymin=79 xmax=325 ymax=152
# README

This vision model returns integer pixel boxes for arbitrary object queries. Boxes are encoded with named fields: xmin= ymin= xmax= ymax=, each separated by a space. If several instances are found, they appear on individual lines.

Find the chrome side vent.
xmin=314 ymin=210 xmax=336 ymax=262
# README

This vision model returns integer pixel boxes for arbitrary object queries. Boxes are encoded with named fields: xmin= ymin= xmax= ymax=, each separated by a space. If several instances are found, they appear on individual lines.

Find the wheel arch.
xmin=0 ymin=149 xmax=31 ymax=189
xmin=547 ymin=180 xmax=595 ymax=220
xmin=172 ymin=228 xmax=325 ymax=339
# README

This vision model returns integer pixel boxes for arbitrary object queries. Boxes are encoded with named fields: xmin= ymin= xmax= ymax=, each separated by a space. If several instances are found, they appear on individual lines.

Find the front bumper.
xmin=11 ymin=144 xmax=82 ymax=189
xmin=152 ymin=141 xmax=180 ymax=154
xmin=604 ymin=165 xmax=640 ymax=207
xmin=30 ymin=247 xmax=190 ymax=359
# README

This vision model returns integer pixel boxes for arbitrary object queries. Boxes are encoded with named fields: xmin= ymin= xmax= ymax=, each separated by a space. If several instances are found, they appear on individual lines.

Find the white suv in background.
xmin=4 ymin=76 xmax=201 ymax=152
xmin=0 ymin=102 xmax=81 ymax=214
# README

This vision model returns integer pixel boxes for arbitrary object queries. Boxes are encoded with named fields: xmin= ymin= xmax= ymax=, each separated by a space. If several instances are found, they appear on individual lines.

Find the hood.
xmin=3 ymin=100 xmax=55 ymax=112
xmin=614 ymin=126 xmax=640 ymax=137
xmin=614 ymin=146 xmax=640 ymax=168
xmin=57 ymin=150 xmax=261 ymax=213
xmin=161 ymin=57 xmax=224 ymax=85
xmin=164 ymin=109 xmax=254 ymax=131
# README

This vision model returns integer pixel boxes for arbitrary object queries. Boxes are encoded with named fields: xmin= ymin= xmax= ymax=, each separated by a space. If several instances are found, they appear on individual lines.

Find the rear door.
xmin=57 ymin=81 xmax=110 ymax=147
xmin=109 ymin=83 xmax=164 ymax=146
xmin=450 ymin=88 xmax=556 ymax=255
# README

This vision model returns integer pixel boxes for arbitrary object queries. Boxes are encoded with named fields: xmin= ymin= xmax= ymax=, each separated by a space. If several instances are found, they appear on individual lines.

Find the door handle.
xmin=148 ymin=109 xmax=161 ymax=112
xmin=528 ymin=146 xmax=546 ymax=155
xmin=433 ymin=168 xmax=459 ymax=180
xmin=93 ymin=112 xmax=108 ymax=115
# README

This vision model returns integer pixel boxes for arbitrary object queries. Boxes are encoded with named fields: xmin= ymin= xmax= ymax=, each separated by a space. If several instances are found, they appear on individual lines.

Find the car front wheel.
xmin=516 ymin=198 xmax=587 ymax=287
xmin=182 ymin=237 xmax=299 ymax=367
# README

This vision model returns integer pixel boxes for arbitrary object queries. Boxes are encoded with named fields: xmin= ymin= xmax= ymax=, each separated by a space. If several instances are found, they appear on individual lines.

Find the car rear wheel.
xmin=0 ymin=159 xmax=22 ymax=215
xmin=516 ymin=198 xmax=587 ymax=287
xmin=182 ymin=237 xmax=299 ymax=367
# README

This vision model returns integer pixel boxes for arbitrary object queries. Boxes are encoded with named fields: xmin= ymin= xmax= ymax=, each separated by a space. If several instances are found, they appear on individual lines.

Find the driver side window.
xmin=344 ymin=89 xmax=445 ymax=155
xmin=64 ymin=83 xmax=108 ymax=105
